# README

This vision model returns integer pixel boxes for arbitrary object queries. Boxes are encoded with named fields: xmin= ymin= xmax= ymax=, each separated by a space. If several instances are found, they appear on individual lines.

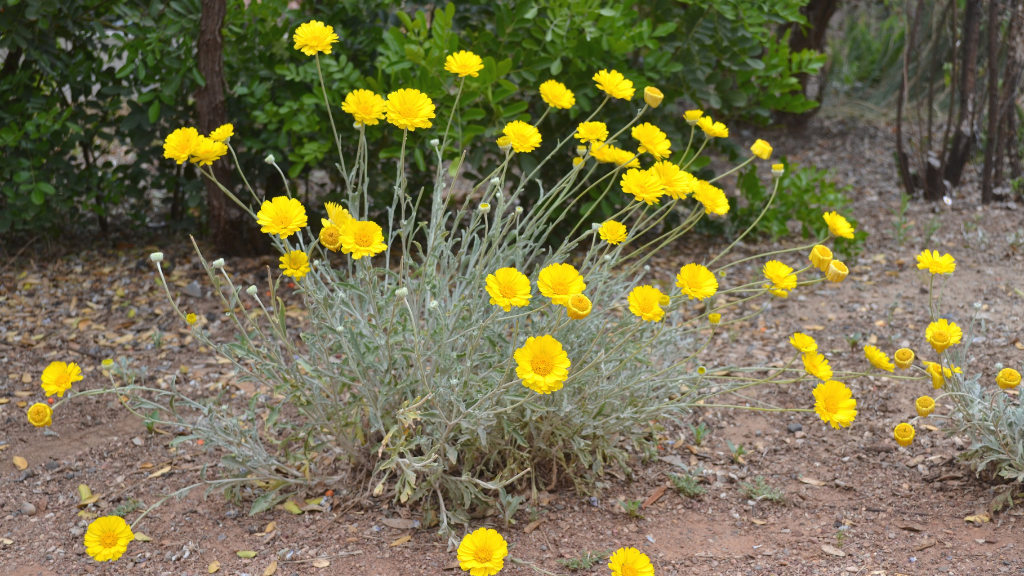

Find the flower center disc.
xmin=932 ymin=330 xmax=949 ymax=344
xmin=354 ymin=230 xmax=373 ymax=247
xmin=531 ymin=355 xmax=553 ymax=377
xmin=55 ymin=374 xmax=71 ymax=388
xmin=499 ymin=283 xmax=518 ymax=299
xmin=99 ymin=532 xmax=119 ymax=549
xmin=621 ymin=565 xmax=639 ymax=576
xmin=472 ymin=544 xmax=494 ymax=564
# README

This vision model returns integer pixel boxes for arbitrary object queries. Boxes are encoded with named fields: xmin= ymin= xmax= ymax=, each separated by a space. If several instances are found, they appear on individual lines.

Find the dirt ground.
xmin=2 ymin=118 xmax=1024 ymax=576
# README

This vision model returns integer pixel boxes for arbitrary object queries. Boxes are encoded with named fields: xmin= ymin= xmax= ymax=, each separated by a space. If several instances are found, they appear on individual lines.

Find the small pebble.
xmin=787 ymin=423 xmax=803 ymax=433
xmin=20 ymin=503 xmax=36 ymax=516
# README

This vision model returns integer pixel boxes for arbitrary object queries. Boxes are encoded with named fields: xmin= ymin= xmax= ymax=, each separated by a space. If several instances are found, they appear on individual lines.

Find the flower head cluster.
xmin=575 ymin=121 xmax=608 ymax=144
xmin=342 ymin=90 xmax=386 ymax=126
xmin=502 ymin=120 xmax=542 ymax=153
xmin=85 ymin=516 xmax=135 ymax=562
xmin=515 ymin=335 xmax=571 ymax=394
xmin=163 ymin=127 xmax=228 ymax=166
xmin=538 ymin=263 xmax=586 ymax=305
xmin=863 ymin=346 xmax=895 ymax=372
xmin=676 ymin=263 xmax=717 ymax=301
xmin=598 ymin=220 xmax=627 ymax=245
xmin=916 ymin=250 xmax=956 ymax=275
xmin=925 ymin=319 xmax=962 ymax=353
xmin=697 ymin=116 xmax=728 ymax=138
xmin=593 ymin=69 xmax=634 ymax=100
xmin=621 ymin=168 xmax=666 ymax=205
xmin=486 ymin=267 xmax=532 ymax=312
xmin=279 ymin=251 xmax=310 ymax=280
xmin=385 ymin=89 xmax=435 ymax=131
xmin=444 ymin=50 xmax=484 ymax=77
xmin=539 ymin=79 xmax=575 ymax=109
xmin=628 ymin=285 xmax=666 ymax=322
xmin=631 ymin=123 xmax=671 ymax=160
xmin=293 ymin=21 xmax=338 ymax=56
xmin=257 ymin=196 xmax=307 ymax=238
xmin=813 ymin=380 xmax=857 ymax=429
xmin=823 ymin=211 xmax=855 ymax=239
xmin=693 ymin=181 xmax=729 ymax=215
xmin=41 ymin=361 xmax=82 ymax=397
xmin=762 ymin=260 xmax=797 ymax=297
xmin=652 ymin=162 xmax=698 ymax=199
xmin=457 ymin=527 xmax=508 ymax=576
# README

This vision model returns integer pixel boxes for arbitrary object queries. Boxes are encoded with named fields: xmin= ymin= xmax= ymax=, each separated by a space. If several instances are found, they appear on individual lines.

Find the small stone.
xmin=182 ymin=281 xmax=203 ymax=298
xmin=787 ymin=423 xmax=803 ymax=433
xmin=70 ymin=527 xmax=84 ymax=537
xmin=888 ymin=532 xmax=896 ymax=539
xmin=20 ymin=502 xmax=36 ymax=516
xmin=73 ymin=545 xmax=86 ymax=556
xmin=217 ymin=533 xmax=226 ymax=542
xmin=45 ymin=461 xmax=60 ymax=471
xmin=65 ymin=472 xmax=76 ymax=480
xmin=794 ymin=431 xmax=807 ymax=439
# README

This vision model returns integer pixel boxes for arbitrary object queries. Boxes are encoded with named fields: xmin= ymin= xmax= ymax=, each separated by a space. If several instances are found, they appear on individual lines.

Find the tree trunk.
xmin=777 ymin=0 xmax=840 ymax=130
xmin=944 ymin=0 xmax=982 ymax=186
xmin=980 ymin=0 xmax=1001 ymax=203
xmin=995 ymin=0 xmax=1023 ymax=185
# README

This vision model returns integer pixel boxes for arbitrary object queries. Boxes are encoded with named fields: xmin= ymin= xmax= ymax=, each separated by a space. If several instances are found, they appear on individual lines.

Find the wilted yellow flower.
xmin=803 ymin=351 xmax=833 ymax=381
xmin=697 ymin=116 xmax=729 ymax=138
xmin=163 ymin=127 xmax=200 ymax=164
xmin=457 ymin=527 xmax=508 ymax=576
xmin=385 ymin=88 xmax=436 ymax=131
xmin=676 ymin=263 xmax=717 ymax=301
xmin=208 ymin=123 xmax=234 ymax=142
xmin=643 ymin=86 xmax=664 ymax=108
xmin=27 ymin=403 xmax=53 ymax=427
xmin=790 ymin=332 xmax=818 ymax=353
xmin=808 ymin=245 xmax=833 ymax=272
xmin=257 ymin=196 xmax=307 ymax=238
xmin=444 ymin=50 xmax=484 ymax=77
xmin=683 ymin=109 xmax=703 ymax=124
xmin=915 ymin=396 xmax=935 ymax=417
xmin=628 ymin=285 xmax=666 ymax=322
xmin=539 ymin=79 xmax=575 ymax=109
xmin=763 ymin=260 xmax=797 ymax=293
xmin=652 ymin=162 xmax=698 ymax=199
xmin=997 ymin=368 xmax=1022 ymax=389
xmin=598 ymin=220 xmax=627 ymax=245
xmin=925 ymin=362 xmax=956 ymax=389
xmin=925 ymin=319 xmax=962 ymax=353
xmin=538 ymin=263 xmax=586 ymax=305
xmin=692 ymin=180 xmax=729 ymax=215
xmin=279 ymin=251 xmax=310 ymax=279
xmin=608 ymin=547 xmax=654 ymax=576
xmin=515 ymin=335 xmax=571 ymax=394
xmin=863 ymin=345 xmax=895 ymax=372
xmin=750 ymin=139 xmax=772 ymax=160
xmin=485 ymin=267 xmax=532 ymax=312
xmin=186 ymin=313 xmax=197 ymax=326
xmin=41 ymin=361 xmax=82 ymax=397
xmin=823 ymin=211 xmax=855 ymax=239
xmin=319 ymin=222 xmax=344 ymax=251
xmin=342 ymin=89 xmax=386 ymax=126
xmin=631 ymin=123 xmax=671 ymax=160
xmin=574 ymin=121 xmax=608 ymax=144
xmin=566 ymin=294 xmax=592 ymax=320
xmin=620 ymin=168 xmax=666 ymax=205
xmin=825 ymin=260 xmax=848 ymax=283
xmin=85 ymin=516 xmax=134 ymax=562
xmin=593 ymin=69 xmax=634 ymax=100
xmin=189 ymin=136 xmax=228 ymax=166
xmin=502 ymin=120 xmax=542 ymax=153
xmin=893 ymin=423 xmax=915 ymax=447
xmin=341 ymin=220 xmax=387 ymax=260
xmin=894 ymin=348 xmax=915 ymax=370
xmin=915 ymin=250 xmax=956 ymax=275
xmin=708 ymin=313 xmax=721 ymax=325
xmin=292 ymin=20 xmax=338 ymax=56
xmin=813 ymin=380 xmax=857 ymax=429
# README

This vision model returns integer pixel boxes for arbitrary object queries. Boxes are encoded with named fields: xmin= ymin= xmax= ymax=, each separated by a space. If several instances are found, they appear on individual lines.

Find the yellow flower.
xmin=324 ymin=201 xmax=353 ymax=227
xmin=457 ymin=527 xmax=508 ymax=576
xmin=572 ymin=157 xmax=584 ymax=167
xmin=813 ymin=380 xmax=857 ymax=429
xmin=186 ymin=313 xmax=197 ymax=326
xmin=996 ymin=368 xmax=1021 ymax=389
xmin=893 ymin=423 xmax=915 ymax=447
xmin=620 ymin=168 xmax=666 ymax=205
xmin=257 ymin=196 xmax=307 ymax=239
xmin=628 ymin=285 xmax=666 ymax=322
xmin=676 ymin=263 xmax=718 ymax=301
xmin=539 ymin=79 xmax=575 ymax=109
xmin=566 ymin=294 xmax=592 ymax=320
xmin=208 ymin=123 xmax=234 ymax=142
xmin=515 ymin=335 xmax=571 ymax=394
xmin=697 ymin=116 xmax=729 ymax=138
xmin=643 ymin=86 xmax=664 ymax=108
xmin=41 ymin=361 xmax=82 ymax=397
xmin=631 ymin=123 xmax=671 ymax=160
xmin=502 ymin=120 xmax=542 ymax=153
xmin=319 ymin=222 xmax=344 ymax=251
xmin=593 ymin=69 xmax=634 ymax=100
xmin=802 ymin=351 xmax=833 ymax=381
xmin=485 ymin=267 xmax=532 ymax=312
xmin=925 ymin=362 xmax=956 ymax=389
xmin=693 ymin=180 xmax=730 ymax=215
xmin=925 ymin=319 xmax=962 ymax=353
xmin=189 ymin=136 xmax=228 ymax=166
xmin=444 ymin=50 xmax=484 ymax=77
xmin=750 ymin=139 xmax=772 ymax=160
xmin=915 ymin=250 xmax=956 ymax=275
xmin=591 ymin=142 xmax=639 ymax=167
xmin=825 ymin=260 xmax=848 ymax=283
xmin=894 ymin=348 xmax=915 ymax=370
xmin=683 ymin=109 xmax=703 ymax=124
xmin=808 ymin=245 xmax=833 ymax=272
xmin=163 ymin=127 xmax=200 ymax=164
xmin=789 ymin=333 xmax=817 ymax=353
xmin=608 ymin=547 xmax=654 ymax=576
xmin=652 ymin=161 xmax=698 ymax=199
xmin=575 ymin=121 xmax=608 ymax=144
xmin=292 ymin=20 xmax=338 ymax=56
xmin=537 ymin=263 xmax=586 ymax=305
xmin=915 ymin=396 xmax=935 ymax=417
xmin=27 ymin=403 xmax=53 ymax=427
xmin=598 ymin=220 xmax=627 ymax=245
xmin=863 ymin=345 xmax=895 ymax=373
xmin=823 ymin=211 xmax=855 ymax=239
xmin=763 ymin=260 xmax=797 ymax=292
xmin=342 ymin=89 xmax=386 ymax=126
xmin=279 ymin=251 xmax=310 ymax=279
xmin=85 ymin=516 xmax=134 ymax=562
xmin=385 ymin=88 xmax=436 ymax=131
xmin=708 ymin=313 xmax=721 ymax=325
xmin=341 ymin=220 xmax=387 ymax=260
xmin=496 ymin=136 xmax=511 ymax=152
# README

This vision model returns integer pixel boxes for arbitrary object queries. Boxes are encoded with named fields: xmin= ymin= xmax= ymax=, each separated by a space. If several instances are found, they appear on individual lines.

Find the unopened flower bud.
xmin=515 ymin=206 xmax=523 ymax=214
xmin=150 ymin=252 xmax=164 ymax=263
xmin=102 ymin=359 xmax=114 ymax=368
xmin=697 ymin=366 xmax=707 ymax=375
xmin=576 ymin=146 xmax=588 ymax=157
xmin=395 ymin=287 xmax=409 ymax=298
xmin=572 ymin=157 xmax=584 ymax=167
xmin=264 ymin=153 xmax=276 ymax=164
xmin=644 ymin=86 xmax=664 ymax=108
xmin=591 ymin=223 xmax=602 ymax=231
xmin=430 ymin=138 xmax=440 ymax=147
xmin=212 ymin=258 xmax=225 ymax=269
xmin=771 ymin=163 xmax=784 ymax=177
xmin=353 ymin=122 xmax=363 ymax=129
xmin=429 ymin=300 xmax=439 ymax=309
xmin=603 ymin=254 xmax=612 ymax=261
xmin=490 ymin=177 xmax=500 ymax=187
xmin=643 ymin=265 xmax=650 ymax=272
xmin=246 ymin=285 xmax=258 ymax=296
xmin=478 ymin=203 xmax=491 ymax=214
xmin=496 ymin=136 xmax=512 ymax=153
xmin=684 ymin=109 xmax=703 ymax=126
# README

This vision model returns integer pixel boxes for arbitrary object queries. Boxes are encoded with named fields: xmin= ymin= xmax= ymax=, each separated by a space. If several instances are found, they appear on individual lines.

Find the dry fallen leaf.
xmin=821 ymin=544 xmax=846 ymax=557
xmin=281 ymin=500 xmax=303 ymax=515
xmin=641 ymin=485 xmax=667 ymax=509
xmin=523 ymin=518 xmax=545 ymax=534
xmin=148 ymin=466 xmax=172 ymax=479
xmin=922 ymin=424 xmax=940 ymax=431
xmin=263 ymin=560 xmax=278 ymax=576
xmin=13 ymin=391 xmax=32 ymax=397
xmin=208 ymin=560 xmax=221 ymax=573
xmin=798 ymin=476 xmax=826 ymax=487
xmin=803 ymin=324 xmax=826 ymax=331
xmin=914 ymin=538 xmax=936 ymax=551
xmin=751 ymin=519 xmax=767 ymax=525
xmin=264 ymin=521 xmax=276 ymax=534
xmin=78 ymin=495 xmax=101 ymax=508
xmin=965 ymin=514 xmax=990 ymax=524
xmin=390 ymin=535 xmax=412 ymax=547
xmin=896 ymin=522 xmax=924 ymax=532
xmin=237 ymin=550 xmax=258 ymax=558
xmin=78 ymin=484 xmax=92 ymax=501
xmin=134 ymin=533 xmax=153 ymax=542
xmin=311 ymin=559 xmax=331 ymax=568
xmin=1 ymin=538 xmax=13 ymax=545
xmin=12 ymin=456 xmax=27 ymax=470
xmin=0 ymin=398 xmax=9 ymax=405
xmin=380 ymin=518 xmax=416 ymax=530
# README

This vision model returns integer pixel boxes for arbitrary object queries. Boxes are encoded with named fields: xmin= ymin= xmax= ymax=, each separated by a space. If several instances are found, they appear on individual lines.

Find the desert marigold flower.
xmin=84 ymin=516 xmax=135 ymax=562
xmin=590 ymin=142 xmax=639 ymax=167
xmin=257 ymin=196 xmax=307 ymax=238
xmin=574 ymin=121 xmax=608 ymax=144
xmin=599 ymin=220 xmax=627 ymax=245
xmin=708 ymin=313 xmax=721 ymax=325
xmin=593 ymin=69 xmax=634 ymax=100
xmin=502 ymin=120 xmax=542 ymax=153
xmin=485 ymin=267 xmax=532 ymax=312
xmin=997 ymin=368 xmax=1021 ymax=389
xmin=803 ymin=351 xmax=833 ymax=381
xmin=279 ymin=251 xmax=310 ymax=279
xmin=692 ymin=180 xmax=730 ymax=215
xmin=915 ymin=249 xmax=956 ymax=275
xmin=538 ymin=263 xmax=586 ymax=305
xmin=444 ymin=50 xmax=484 ymax=77
xmin=292 ymin=20 xmax=338 ymax=56
xmin=771 ymin=163 xmax=785 ymax=177
xmin=621 ymin=168 xmax=666 ymax=205
xmin=41 ymin=361 xmax=82 ymax=397
xmin=676 ymin=263 xmax=718 ymax=301
xmin=825 ymin=260 xmax=848 ymax=283
xmin=27 ymin=403 xmax=53 ymax=427
xmin=208 ymin=123 xmax=234 ymax=142
xmin=457 ymin=527 xmax=508 ymax=576
xmin=823 ymin=211 xmax=855 ymax=239
xmin=683 ymin=109 xmax=703 ymax=124
xmin=186 ymin=313 xmax=197 ymax=326
xmin=813 ymin=380 xmax=857 ymax=429
xmin=608 ymin=546 xmax=654 ymax=576
xmin=572 ymin=157 xmax=584 ymax=167
xmin=496 ymin=136 xmax=512 ymax=152
xmin=894 ymin=348 xmax=915 ymax=369
xmin=925 ymin=362 xmax=957 ymax=389
xmin=342 ymin=89 xmax=386 ymax=126
xmin=697 ymin=115 xmax=729 ymax=138
xmin=163 ymin=127 xmax=200 ymax=164
xmin=863 ymin=345 xmax=895 ymax=373
xmin=324 ymin=201 xmax=353 ymax=227
xmin=790 ymin=332 xmax=818 ymax=353
xmin=808 ymin=245 xmax=833 ymax=272
xmin=750 ymin=139 xmax=772 ymax=160
xmin=631 ymin=123 xmax=671 ymax=160
xmin=539 ymin=79 xmax=575 ymax=109
xmin=385 ymin=88 xmax=436 ymax=131
xmin=628 ymin=285 xmax=666 ymax=323
xmin=915 ymin=395 xmax=936 ymax=417
xmin=566 ymin=293 xmax=592 ymax=320
xmin=189 ymin=136 xmax=228 ymax=166
xmin=643 ymin=86 xmax=664 ymax=108
xmin=515 ymin=335 xmax=571 ymax=394
xmin=893 ymin=423 xmax=915 ymax=447
xmin=652 ymin=161 xmax=698 ymax=199
xmin=319 ymin=222 xmax=344 ymax=251
xmin=763 ymin=260 xmax=797 ymax=293
xmin=341 ymin=220 xmax=387 ymax=260
xmin=925 ymin=319 xmax=962 ymax=353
